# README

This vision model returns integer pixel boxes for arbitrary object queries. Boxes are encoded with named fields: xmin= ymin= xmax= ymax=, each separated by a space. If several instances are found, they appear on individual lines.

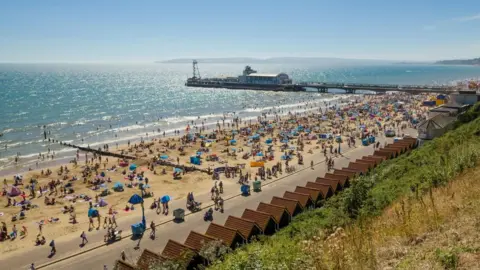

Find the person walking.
xmin=80 ymin=231 xmax=88 ymax=245
xmin=150 ymin=221 xmax=156 ymax=238
xmin=30 ymin=263 xmax=35 ymax=270
xmin=49 ymin=239 xmax=56 ymax=254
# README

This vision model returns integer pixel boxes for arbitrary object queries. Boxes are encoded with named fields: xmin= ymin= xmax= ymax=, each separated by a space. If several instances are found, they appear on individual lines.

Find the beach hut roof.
xmin=270 ymin=196 xmax=303 ymax=216
xmin=294 ymin=186 xmax=322 ymax=202
xmin=224 ymin=216 xmax=261 ymax=240
xmin=205 ymin=223 xmax=245 ymax=248
xmin=161 ymin=239 xmax=196 ymax=259
xmin=256 ymin=202 xmax=289 ymax=224
xmin=282 ymin=191 xmax=313 ymax=209
xmin=241 ymin=209 xmax=278 ymax=232
xmin=137 ymin=249 xmax=167 ymax=270
xmin=184 ymin=231 xmax=217 ymax=252
xmin=114 ymin=260 xmax=136 ymax=270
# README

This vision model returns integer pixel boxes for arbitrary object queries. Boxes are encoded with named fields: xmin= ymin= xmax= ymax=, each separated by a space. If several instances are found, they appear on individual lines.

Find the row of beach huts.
xmin=115 ymin=137 xmax=418 ymax=270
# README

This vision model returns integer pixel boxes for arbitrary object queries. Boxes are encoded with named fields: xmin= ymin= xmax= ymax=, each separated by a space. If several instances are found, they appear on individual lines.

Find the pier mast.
xmin=192 ymin=60 xmax=201 ymax=79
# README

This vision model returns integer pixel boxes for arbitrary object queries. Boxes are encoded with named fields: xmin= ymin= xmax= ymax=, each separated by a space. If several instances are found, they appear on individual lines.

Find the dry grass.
xmin=303 ymin=166 xmax=480 ymax=270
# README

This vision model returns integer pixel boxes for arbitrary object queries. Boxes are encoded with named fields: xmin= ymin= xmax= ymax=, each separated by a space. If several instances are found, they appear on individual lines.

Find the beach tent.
xmin=128 ymin=194 xmax=143 ymax=205
xmin=129 ymin=164 xmax=137 ymax=171
xmin=174 ymin=168 xmax=183 ymax=173
xmin=230 ymin=139 xmax=237 ymax=145
xmin=99 ymin=199 xmax=108 ymax=207
xmin=160 ymin=155 xmax=168 ymax=160
xmin=88 ymin=208 xmax=99 ymax=218
xmin=190 ymin=156 xmax=201 ymax=165
xmin=265 ymin=138 xmax=273 ymax=144
xmin=8 ymin=186 xmax=21 ymax=197
xmin=256 ymin=152 xmax=264 ymax=157
xmin=113 ymin=182 xmax=123 ymax=189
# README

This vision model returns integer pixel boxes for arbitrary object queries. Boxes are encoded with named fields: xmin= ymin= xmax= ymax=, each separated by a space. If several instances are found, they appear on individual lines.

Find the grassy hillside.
xmin=207 ymin=105 xmax=480 ymax=270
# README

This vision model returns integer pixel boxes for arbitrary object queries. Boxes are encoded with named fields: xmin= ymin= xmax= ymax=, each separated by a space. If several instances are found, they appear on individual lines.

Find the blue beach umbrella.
xmin=129 ymin=164 xmax=137 ymax=171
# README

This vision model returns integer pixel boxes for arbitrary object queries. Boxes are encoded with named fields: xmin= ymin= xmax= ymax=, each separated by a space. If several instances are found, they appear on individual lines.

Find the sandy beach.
xmin=0 ymin=93 xmax=431 ymax=258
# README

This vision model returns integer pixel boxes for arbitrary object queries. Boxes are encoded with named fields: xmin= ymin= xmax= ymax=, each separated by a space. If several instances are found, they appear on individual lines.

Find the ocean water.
xmin=0 ymin=63 xmax=479 ymax=172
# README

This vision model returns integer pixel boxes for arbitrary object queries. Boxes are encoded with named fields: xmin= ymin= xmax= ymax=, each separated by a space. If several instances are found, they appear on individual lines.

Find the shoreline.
xmin=0 ymin=94 xmax=349 ymax=176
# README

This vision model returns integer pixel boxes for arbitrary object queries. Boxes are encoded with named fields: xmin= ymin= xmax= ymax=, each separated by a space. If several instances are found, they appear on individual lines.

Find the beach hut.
xmin=270 ymin=196 xmax=303 ymax=217
xmin=294 ymin=186 xmax=323 ymax=203
xmin=113 ymin=260 xmax=136 ymax=270
xmin=315 ymin=178 xmax=341 ymax=193
xmin=205 ymin=223 xmax=246 ymax=249
xmin=305 ymin=182 xmax=334 ymax=199
xmin=241 ymin=209 xmax=278 ymax=235
xmin=256 ymin=202 xmax=290 ymax=228
xmin=161 ymin=240 xmax=199 ymax=269
xmin=137 ymin=249 xmax=167 ymax=270
xmin=324 ymin=173 xmax=349 ymax=188
xmin=224 ymin=216 xmax=262 ymax=240
xmin=282 ymin=191 xmax=314 ymax=209
xmin=184 ymin=231 xmax=217 ymax=252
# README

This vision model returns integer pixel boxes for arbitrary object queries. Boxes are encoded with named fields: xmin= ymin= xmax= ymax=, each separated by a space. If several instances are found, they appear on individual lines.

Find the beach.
xmin=0 ymin=91 xmax=430 ymax=262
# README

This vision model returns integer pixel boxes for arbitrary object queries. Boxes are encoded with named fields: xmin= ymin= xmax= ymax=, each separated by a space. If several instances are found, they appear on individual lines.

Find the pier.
xmin=297 ymin=82 xmax=459 ymax=94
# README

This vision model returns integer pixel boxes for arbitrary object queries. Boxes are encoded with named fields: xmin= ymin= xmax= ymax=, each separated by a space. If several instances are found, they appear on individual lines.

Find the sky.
xmin=0 ymin=0 xmax=479 ymax=63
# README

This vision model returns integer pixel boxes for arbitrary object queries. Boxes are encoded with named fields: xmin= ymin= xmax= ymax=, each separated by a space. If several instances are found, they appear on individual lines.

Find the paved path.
xmin=5 ymin=132 xmax=412 ymax=270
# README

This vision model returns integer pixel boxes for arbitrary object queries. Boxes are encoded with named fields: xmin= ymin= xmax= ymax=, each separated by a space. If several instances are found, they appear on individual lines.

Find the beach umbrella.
xmin=129 ymin=164 xmax=137 ymax=171
xmin=161 ymin=195 xmax=171 ymax=203
xmin=256 ymin=152 xmax=264 ymax=157
xmin=160 ymin=155 xmax=168 ymax=160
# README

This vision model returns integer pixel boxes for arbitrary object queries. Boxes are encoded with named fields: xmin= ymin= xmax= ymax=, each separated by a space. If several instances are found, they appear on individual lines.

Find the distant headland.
xmin=156 ymin=57 xmax=393 ymax=64
xmin=435 ymin=57 xmax=480 ymax=65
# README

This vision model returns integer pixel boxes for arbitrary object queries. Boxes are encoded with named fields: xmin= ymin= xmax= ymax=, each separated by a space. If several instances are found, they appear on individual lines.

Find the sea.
xmin=1 ymin=62 xmax=479 ymax=174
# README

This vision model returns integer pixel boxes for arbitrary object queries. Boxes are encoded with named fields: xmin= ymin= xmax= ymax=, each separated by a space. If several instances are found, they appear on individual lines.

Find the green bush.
xmin=435 ymin=248 xmax=459 ymax=269
xmin=207 ymin=105 xmax=480 ymax=270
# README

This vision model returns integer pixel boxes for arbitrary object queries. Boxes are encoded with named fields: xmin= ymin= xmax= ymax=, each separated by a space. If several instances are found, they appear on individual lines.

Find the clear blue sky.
xmin=1 ymin=0 xmax=479 ymax=62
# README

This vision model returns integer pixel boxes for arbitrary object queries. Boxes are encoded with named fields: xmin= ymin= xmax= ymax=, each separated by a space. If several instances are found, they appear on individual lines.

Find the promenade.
xmin=4 ymin=129 xmax=416 ymax=270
